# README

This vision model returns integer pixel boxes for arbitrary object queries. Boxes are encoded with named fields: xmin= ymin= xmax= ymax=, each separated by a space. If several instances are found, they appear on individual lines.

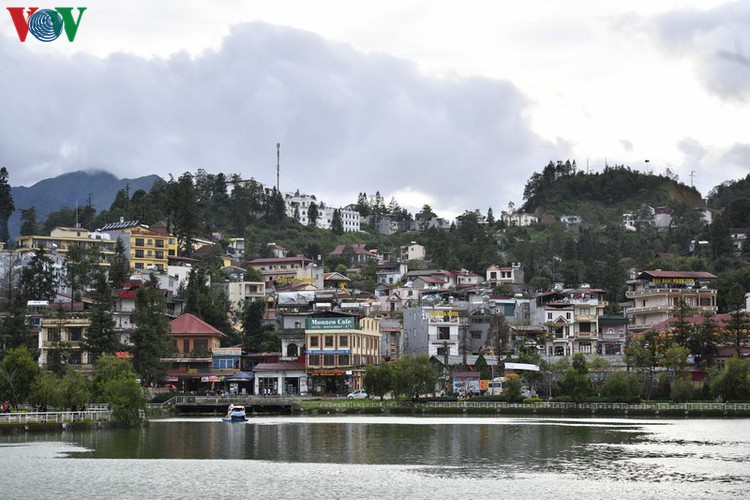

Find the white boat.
xmin=222 ymin=405 xmax=247 ymax=422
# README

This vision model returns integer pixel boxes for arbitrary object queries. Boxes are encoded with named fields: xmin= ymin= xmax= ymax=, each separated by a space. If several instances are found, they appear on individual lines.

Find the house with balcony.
xmin=500 ymin=211 xmax=538 ymax=227
xmin=485 ymin=263 xmax=524 ymax=287
xmin=304 ymin=312 xmax=381 ymax=394
xmin=99 ymin=219 xmax=177 ymax=271
xmin=530 ymin=286 xmax=609 ymax=357
xmin=212 ymin=280 xmax=266 ymax=312
xmin=164 ymin=313 xmax=226 ymax=390
xmin=403 ymin=306 xmax=461 ymax=357
xmin=376 ymin=262 xmax=407 ymax=285
xmin=400 ymin=242 xmax=425 ymax=262
xmin=16 ymin=226 xmax=116 ymax=267
xmin=624 ymin=270 xmax=718 ymax=334
xmin=247 ymin=256 xmax=323 ymax=289
xmin=38 ymin=314 xmax=92 ymax=371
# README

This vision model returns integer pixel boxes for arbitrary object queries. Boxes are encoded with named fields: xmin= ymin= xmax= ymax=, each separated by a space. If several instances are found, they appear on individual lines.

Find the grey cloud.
xmin=653 ymin=2 xmax=750 ymax=100
xmin=0 ymin=22 xmax=558 ymax=217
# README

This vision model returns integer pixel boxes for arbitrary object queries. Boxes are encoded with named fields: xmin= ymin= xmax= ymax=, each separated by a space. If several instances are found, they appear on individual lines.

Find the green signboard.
xmin=306 ymin=316 xmax=356 ymax=330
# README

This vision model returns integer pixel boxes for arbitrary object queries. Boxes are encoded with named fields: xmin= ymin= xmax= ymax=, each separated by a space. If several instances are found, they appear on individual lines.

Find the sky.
xmin=1 ymin=0 xmax=749 ymax=219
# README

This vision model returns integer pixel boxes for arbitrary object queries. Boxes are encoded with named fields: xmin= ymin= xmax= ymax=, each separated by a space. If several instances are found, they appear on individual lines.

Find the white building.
xmin=284 ymin=191 xmax=360 ymax=231
xmin=402 ymin=306 xmax=461 ymax=357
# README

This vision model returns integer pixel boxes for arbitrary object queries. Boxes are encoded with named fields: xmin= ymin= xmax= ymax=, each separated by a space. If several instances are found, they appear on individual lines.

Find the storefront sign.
xmin=306 ymin=316 xmax=356 ymax=330
xmin=306 ymin=349 xmax=352 ymax=355
xmin=212 ymin=347 xmax=242 ymax=356
xmin=308 ymin=369 xmax=345 ymax=376
xmin=201 ymin=376 xmax=223 ymax=382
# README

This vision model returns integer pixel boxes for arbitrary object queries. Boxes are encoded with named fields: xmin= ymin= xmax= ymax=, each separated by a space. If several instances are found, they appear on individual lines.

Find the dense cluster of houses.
xmin=3 ymin=209 xmax=750 ymax=397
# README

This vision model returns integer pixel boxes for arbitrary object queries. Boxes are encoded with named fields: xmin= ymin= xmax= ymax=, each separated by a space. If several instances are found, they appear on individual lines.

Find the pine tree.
xmin=131 ymin=275 xmax=171 ymax=386
xmin=20 ymin=246 xmax=59 ymax=301
xmin=19 ymin=207 xmax=38 ymax=236
xmin=108 ymin=238 xmax=130 ymax=289
xmin=0 ymin=167 xmax=14 ymax=243
xmin=167 ymin=172 xmax=200 ymax=257
xmin=307 ymin=202 xmax=319 ymax=227
xmin=331 ymin=208 xmax=344 ymax=235
xmin=83 ymin=270 xmax=118 ymax=363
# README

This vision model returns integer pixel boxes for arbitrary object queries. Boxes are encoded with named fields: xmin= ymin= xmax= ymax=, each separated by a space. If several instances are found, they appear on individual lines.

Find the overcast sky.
xmin=1 ymin=1 xmax=749 ymax=219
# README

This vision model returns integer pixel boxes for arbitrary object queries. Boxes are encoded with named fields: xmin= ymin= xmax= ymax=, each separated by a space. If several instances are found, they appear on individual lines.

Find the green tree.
xmin=60 ymin=370 xmax=90 ymax=410
xmin=20 ymin=246 xmax=59 ymax=301
xmin=131 ymin=275 xmax=171 ymax=386
xmin=307 ymin=202 xmax=319 ymax=228
xmin=29 ymin=370 xmax=63 ymax=409
xmin=0 ymin=167 xmax=14 ymax=243
xmin=670 ymin=376 xmax=695 ymax=403
xmin=671 ymin=299 xmax=694 ymax=348
xmin=241 ymin=298 xmax=267 ymax=352
xmin=503 ymin=376 xmax=523 ymax=402
xmin=661 ymin=345 xmax=690 ymax=380
xmin=558 ymin=353 xmax=592 ymax=402
xmin=474 ymin=353 xmax=491 ymax=380
xmin=391 ymin=355 xmax=437 ymax=399
xmin=723 ymin=284 xmax=750 ymax=357
xmin=83 ymin=270 xmax=119 ymax=363
xmin=710 ymin=357 xmax=750 ymax=401
xmin=108 ymin=238 xmax=130 ymax=289
xmin=601 ymin=372 xmax=642 ymax=402
xmin=364 ymin=363 xmax=393 ymax=401
xmin=331 ymin=208 xmax=344 ymax=235
xmin=92 ymin=356 xmax=145 ymax=426
xmin=19 ymin=207 xmax=38 ymax=236
xmin=64 ymin=244 xmax=99 ymax=303
xmin=167 ymin=172 xmax=201 ymax=256
xmin=0 ymin=346 xmax=40 ymax=408
xmin=689 ymin=312 xmax=720 ymax=367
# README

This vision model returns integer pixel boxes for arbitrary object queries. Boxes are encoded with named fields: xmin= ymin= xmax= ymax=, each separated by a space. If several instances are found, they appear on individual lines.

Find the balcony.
xmin=626 ymin=287 xmax=717 ymax=299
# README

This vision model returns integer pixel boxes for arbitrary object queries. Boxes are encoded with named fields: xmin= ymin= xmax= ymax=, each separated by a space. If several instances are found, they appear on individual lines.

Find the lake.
xmin=2 ymin=416 xmax=750 ymax=499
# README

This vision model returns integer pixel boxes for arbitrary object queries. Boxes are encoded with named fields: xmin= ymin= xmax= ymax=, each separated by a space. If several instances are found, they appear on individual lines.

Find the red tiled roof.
xmin=639 ymin=270 xmax=717 ymax=280
xmin=170 ymin=313 xmax=225 ymax=337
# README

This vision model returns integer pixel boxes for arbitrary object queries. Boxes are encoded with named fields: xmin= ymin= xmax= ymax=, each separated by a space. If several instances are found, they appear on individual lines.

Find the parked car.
xmin=347 ymin=389 xmax=369 ymax=399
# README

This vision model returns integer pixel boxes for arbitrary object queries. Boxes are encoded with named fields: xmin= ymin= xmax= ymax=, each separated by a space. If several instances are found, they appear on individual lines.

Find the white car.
xmin=347 ymin=389 xmax=369 ymax=399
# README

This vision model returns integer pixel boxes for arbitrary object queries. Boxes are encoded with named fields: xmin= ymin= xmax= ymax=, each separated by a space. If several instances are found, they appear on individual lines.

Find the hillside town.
xmin=1 ymin=167 xmax=750 ymax=406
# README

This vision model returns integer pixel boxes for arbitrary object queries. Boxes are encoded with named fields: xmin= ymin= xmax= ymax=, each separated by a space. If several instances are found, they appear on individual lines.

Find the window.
xmin=338 ymin=355 xmax=350 ymax=365
xmin=580 ymin=308 xmax=590 ymax=315
xmin=324 ymin=354 xmax=335 ymax=366
xmin=566 ymin=312 xmax=571 ymax=320
xmin=68 ymin=352 xmax=81 ymax=365
xmin=183 ymin=340 xmax=190 ymax=353
xmin=339 ymin=336 xmax=348 ymax=347
xmin=135 ymin=238 xmax=144 ymax=247
xmin=155 ymin=240 xmax=164 ymax=248
xmin=310 ymin=336 xmax=319 ymax=347
xmin=155 ymin=251 xmax=164 ymax=259
xmin=194 ymin=340 xmax=208 ymax=353
xmin=579 ymin=323 xmax=591 ymax=333
xmin=579 ymin=342 xmax=592 ymax=354
xmin=547 ymin=312 xmax=552 ymax=320
xmin=48 ymin=329 xmax=61 ymax=342
xmin=135 ymin=250 xmax=144 ymax=258
xmin=471 ymin=331 xmax=482 ymax=340
xmin=436 ymin=347 xmax=448 ymax=356
xmin=308 ymin=354 xmax=320 ymax=366
xmin=437 ymin=327 xmax=450 ymax=340
xmin=324 ymin=336 xmax=334 ymax=347
xmin=69 ymin=328 xmax=83 ymax=342
xmin=555 ymin=327 xmax=564 ymax=339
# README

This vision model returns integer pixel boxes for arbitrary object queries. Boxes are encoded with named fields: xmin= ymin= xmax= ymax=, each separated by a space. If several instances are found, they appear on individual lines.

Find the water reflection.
xmin=3 ymin=416 xmax=750 ymax=499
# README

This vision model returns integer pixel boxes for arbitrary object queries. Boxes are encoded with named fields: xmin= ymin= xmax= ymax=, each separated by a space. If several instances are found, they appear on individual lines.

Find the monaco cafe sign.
xmin=306 ymin=316 xmax=356 ymax=330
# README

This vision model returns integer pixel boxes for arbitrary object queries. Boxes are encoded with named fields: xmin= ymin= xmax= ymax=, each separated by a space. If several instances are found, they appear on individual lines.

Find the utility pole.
xmin=690 ymin=170 xmax=696 ymax=187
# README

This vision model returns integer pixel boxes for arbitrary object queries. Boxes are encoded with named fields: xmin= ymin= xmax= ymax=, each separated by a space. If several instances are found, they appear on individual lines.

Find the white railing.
xmin=0 ymin=410 xmax=112 ymax=424
xmin=419 ymin=401 xmax=750 ymax=411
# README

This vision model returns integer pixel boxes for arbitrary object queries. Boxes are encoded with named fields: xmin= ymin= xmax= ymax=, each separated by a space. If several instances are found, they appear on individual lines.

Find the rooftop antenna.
xmin=276 ymin=143 xmax=280 ymax=192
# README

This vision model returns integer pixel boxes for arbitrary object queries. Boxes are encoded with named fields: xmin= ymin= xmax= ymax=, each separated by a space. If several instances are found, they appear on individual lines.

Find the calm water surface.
xmin=2 ymin=416 xmax=750 ymax=499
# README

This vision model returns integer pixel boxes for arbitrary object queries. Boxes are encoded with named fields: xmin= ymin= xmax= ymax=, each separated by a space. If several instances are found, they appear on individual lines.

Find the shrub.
xmin=670 ymin=376 xmax=695 ymax=403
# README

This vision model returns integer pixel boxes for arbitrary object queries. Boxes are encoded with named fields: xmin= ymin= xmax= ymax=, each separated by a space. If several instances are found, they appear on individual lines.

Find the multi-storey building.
xmin=284 ymin=192 xmax=361 ymax=231
xmin=402 ymin=306 xmax=461 ymax=357
xmin=530 ymin=286 xmax=608 ymax=357
xmin=624 ymin=270 xmax=718 ymax=333
xmin=16 ymin=226 xmax=116 ymax=265
xmin=305 ymin=312 xmax=380 ymax=394
xmin=99 ymin=219 xmax=177 ymax=271
xmin=211 ymin=280 xmax=266 ymax=312
xmin=38 ymin=314 xmax=92 ymax=371
xmin=246 ymin=256 xmax=323 ymax=289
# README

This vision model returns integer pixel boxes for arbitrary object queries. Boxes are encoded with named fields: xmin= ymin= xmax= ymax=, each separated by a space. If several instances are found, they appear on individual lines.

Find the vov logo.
xmin=7 ymin=7 xmax=86 ymax=42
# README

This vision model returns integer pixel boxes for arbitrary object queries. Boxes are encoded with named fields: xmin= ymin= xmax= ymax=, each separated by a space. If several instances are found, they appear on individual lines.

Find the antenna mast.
xmin=276 ymin=143 xmax=280 ymax=192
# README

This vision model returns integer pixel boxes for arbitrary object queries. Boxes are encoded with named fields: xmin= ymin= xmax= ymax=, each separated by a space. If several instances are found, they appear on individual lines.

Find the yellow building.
xmin=305 ymin=313 xmax=381 ymax=394
xmin=38 ymin=315 xmax=93 ymax=371
xmin=16 ymin=227 xmax=116 ymax=265
xmin=99 ymin=220 xmax=177 ymax=271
